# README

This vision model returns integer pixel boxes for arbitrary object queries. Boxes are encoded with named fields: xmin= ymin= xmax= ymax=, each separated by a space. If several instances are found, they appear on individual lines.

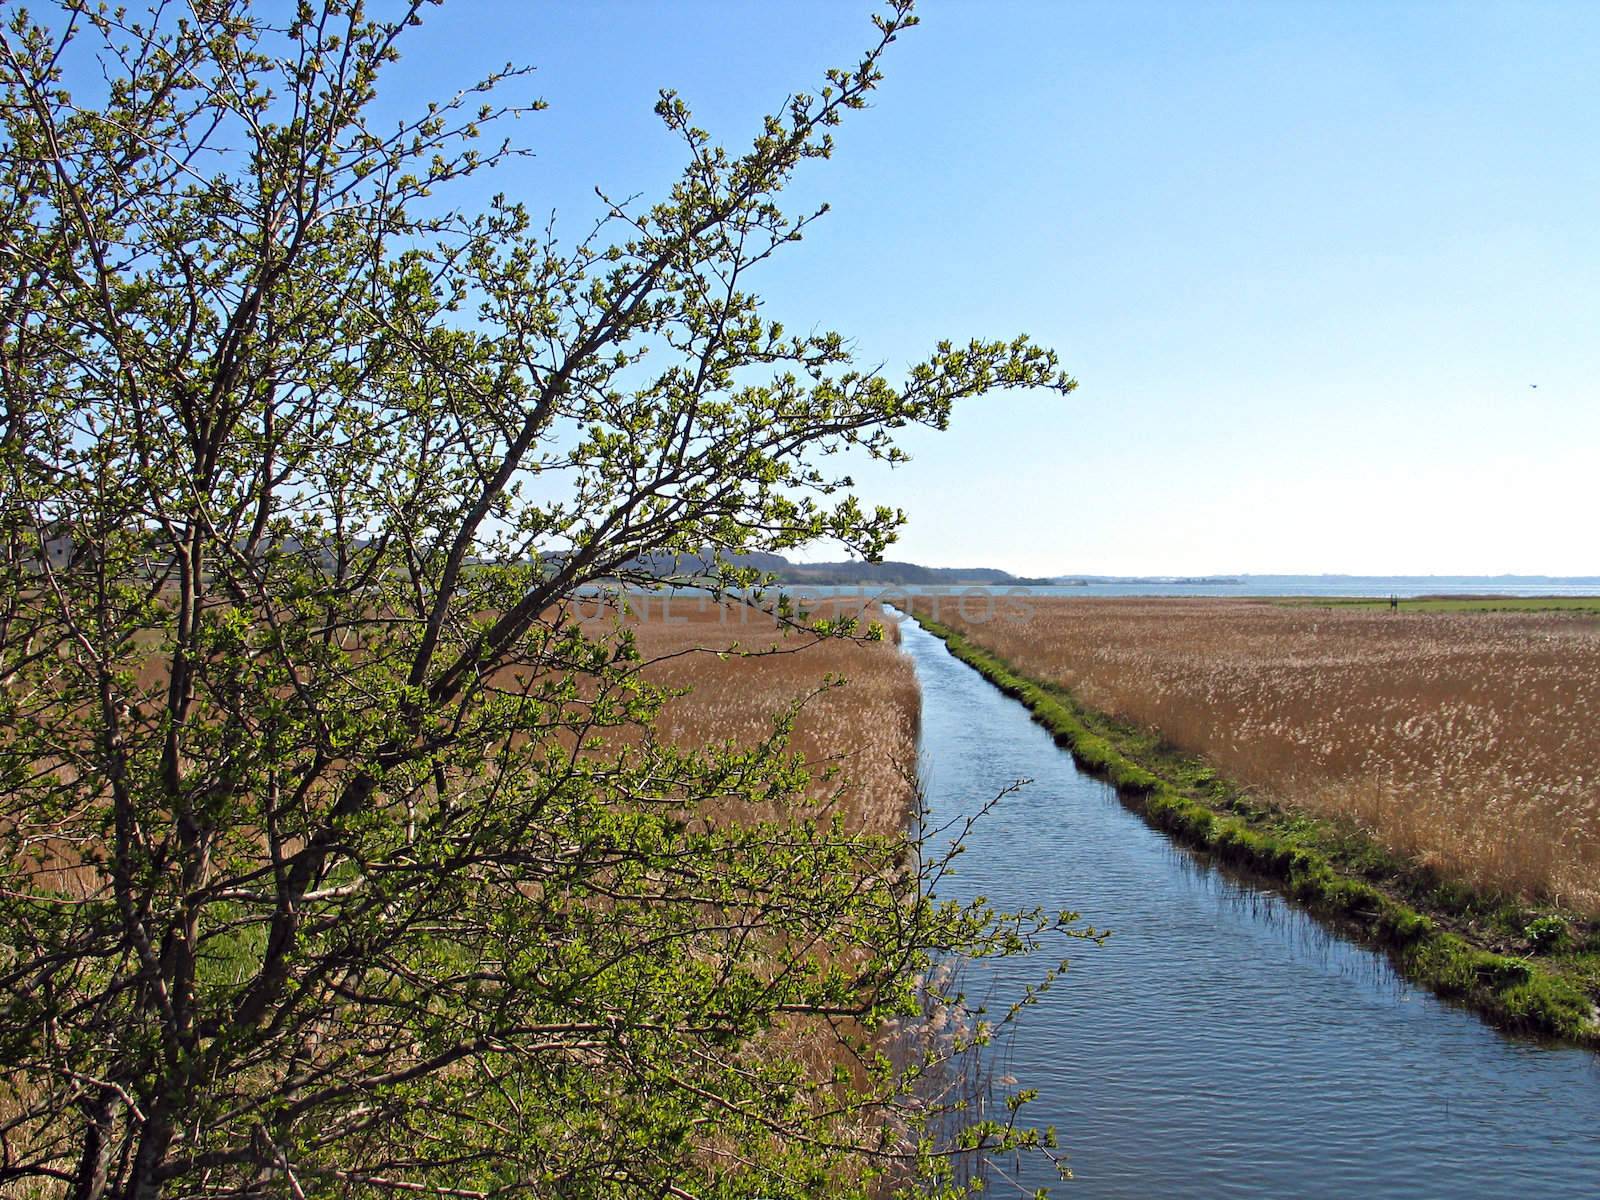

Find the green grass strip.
xmin=915 ymin=617 xmax=1600 ymax=1049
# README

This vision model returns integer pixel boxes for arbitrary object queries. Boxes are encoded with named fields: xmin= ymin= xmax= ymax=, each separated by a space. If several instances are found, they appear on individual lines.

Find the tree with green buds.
xmin=0 ymin=2 xmax=1078 ymax=1196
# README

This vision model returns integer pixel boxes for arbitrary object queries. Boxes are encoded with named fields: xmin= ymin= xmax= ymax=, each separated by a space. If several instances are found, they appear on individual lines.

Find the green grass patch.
xmin=915 ymin=616 xmax=1600 ymax=1049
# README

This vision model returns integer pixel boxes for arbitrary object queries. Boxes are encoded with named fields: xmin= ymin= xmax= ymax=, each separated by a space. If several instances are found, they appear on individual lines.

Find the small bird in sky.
xmin=1530 ymin=383 xmax=1539 ymax=389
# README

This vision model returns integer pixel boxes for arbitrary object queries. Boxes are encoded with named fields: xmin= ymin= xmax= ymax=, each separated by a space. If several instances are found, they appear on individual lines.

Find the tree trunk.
xmin=120 ymin=1112 xmax=172 ymax=1200
xmin=70 ymin=1089 xmax=120 ymax=1200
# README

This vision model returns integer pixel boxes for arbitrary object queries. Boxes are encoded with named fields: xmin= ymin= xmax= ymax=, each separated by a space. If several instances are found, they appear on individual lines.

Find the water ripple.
xmin=899 ymin=615 xmax=1600 ymax=1198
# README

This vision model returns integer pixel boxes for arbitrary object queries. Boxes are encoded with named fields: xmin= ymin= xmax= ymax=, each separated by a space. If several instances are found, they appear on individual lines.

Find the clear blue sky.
xmin=393 ymin=1 xmax=1599 ymax=576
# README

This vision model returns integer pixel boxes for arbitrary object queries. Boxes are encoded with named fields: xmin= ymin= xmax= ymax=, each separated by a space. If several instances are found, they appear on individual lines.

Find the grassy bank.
xmin=914 ymin=616 xmax=1600 ymax=1049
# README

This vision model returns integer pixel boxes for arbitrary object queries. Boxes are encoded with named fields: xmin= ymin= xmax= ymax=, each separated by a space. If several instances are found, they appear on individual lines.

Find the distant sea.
xmin=795 ymin=575 xmax=1600 ymax=599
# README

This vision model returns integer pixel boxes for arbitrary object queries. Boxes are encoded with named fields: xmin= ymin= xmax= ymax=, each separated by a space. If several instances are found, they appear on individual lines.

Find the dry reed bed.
xmin=928 ymin=597 xmax=1600 ymax=913
xmin=577 ymin=595 xmax=923 ymax=1149
xmin=9 ymin=595 xmax=919 ymax=915
xmin=581 ymin=595 xmax=919 ymax=838
xmin=0 ymin=598 xmax=923 ymax=1190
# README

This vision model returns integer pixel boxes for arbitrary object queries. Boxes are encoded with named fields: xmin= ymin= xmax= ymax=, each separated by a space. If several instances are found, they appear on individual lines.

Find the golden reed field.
xmin=0 ymin=597 xmax=920 ymax=1178
xmin=923 ymin=596 xmax=1600 ymax=913
xmin=577 ymin=594 xmax=922 ymax=1115
xmin=580 ymin=593 xmax=919 ymax=838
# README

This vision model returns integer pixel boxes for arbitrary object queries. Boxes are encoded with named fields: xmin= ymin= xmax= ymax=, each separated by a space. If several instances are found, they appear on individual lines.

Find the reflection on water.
xmin=897 ymin=614 xmax=1600 ymax=1198
xmin=1160 ymin=850 xmax=1417 ymax=1001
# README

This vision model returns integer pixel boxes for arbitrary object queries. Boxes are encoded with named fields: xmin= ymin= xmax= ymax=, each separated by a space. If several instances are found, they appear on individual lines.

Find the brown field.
xmin=580 ymin=593 xmax=918 ymax=836
xmin=583 ymin=595 xmax=923 ymax=1159
xmin=10 ymin=592 xmax=918 ymax=915
xmin=0 ymin=595 xmax=921 ymax=1191
xmin=924 ymin=596 xmax=1600 ymax=913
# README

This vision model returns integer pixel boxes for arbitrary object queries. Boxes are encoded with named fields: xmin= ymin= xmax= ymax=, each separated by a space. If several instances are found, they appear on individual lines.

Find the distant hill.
xmin=608 ymin=550 xmax=1052 ymax=587
xmin=549 ymin=555 xmax=1600 ymax=591
xmin=777 ymin=560 xmax=1054 ymax=586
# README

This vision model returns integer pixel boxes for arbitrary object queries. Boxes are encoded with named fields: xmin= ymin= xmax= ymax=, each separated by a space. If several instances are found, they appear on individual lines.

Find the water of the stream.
xmin=895 ymin=613 xmax=1600 ymax=1197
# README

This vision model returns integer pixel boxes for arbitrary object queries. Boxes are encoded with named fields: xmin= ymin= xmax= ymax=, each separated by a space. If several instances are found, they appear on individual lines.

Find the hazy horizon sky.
xmin=395 ymin=1 xmax=1599 ymax=577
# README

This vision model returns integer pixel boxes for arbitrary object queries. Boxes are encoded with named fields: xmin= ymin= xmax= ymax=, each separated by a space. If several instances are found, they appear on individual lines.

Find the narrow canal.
xmin=896 ymin=613 xmax=1600 ymax=1197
